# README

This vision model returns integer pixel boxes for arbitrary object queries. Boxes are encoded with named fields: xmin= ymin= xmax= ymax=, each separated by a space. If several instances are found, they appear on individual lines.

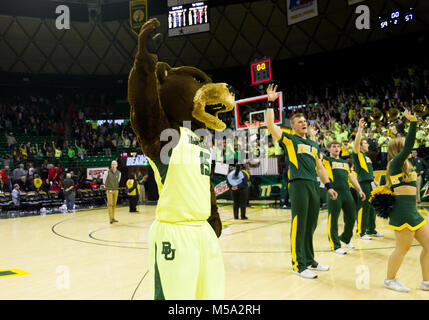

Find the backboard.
xmin=234 ymin=92 xmax=284 ymax=131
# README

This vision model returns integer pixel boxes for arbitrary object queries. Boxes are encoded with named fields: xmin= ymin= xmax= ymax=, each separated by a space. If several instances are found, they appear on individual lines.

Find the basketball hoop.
xmin=244 ymin=120 xmax=261 ymax=136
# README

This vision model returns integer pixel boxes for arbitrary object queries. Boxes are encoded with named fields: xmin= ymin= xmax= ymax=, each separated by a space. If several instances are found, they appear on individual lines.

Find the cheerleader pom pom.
xmin=369 ymin=186 xmax=395 ymax=219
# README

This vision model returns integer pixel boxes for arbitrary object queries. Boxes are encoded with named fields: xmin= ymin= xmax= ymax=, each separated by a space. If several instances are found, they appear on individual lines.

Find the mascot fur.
xmin=128 ymin=18 xmax=234 ymax=238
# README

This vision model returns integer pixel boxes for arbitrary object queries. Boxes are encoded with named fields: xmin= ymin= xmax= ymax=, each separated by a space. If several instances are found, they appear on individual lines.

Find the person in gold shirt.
xmin=341 ymin=140 xmax=351 ymax=160
xmin=126 ymin=172 xmax=140 ymax=213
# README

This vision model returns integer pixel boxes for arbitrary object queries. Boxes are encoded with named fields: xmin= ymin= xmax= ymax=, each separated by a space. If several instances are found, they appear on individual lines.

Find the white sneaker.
xmin=369 ymin=232 xmax=384 ymax=237
xmin=334 ymin=248 xmax=347 ymax=255
xmin=308 ymin=263 xmax=329 ymax=271
xmin=345 ymin=242 xmax=355 ymax=249
xmin=420 ymin=281 xmax=429 ymax=291
xmin=293 ymin=269 xmax=317 ymax=279
xmin=359 ymin=235 xmax=372 ymax=240
xmin=384 ymin=279 xmax=410 ymax=292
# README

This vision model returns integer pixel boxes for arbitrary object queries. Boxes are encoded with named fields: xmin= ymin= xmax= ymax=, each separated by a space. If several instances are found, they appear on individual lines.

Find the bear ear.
xmin=156 ymin=62 xmax=171 ymax=84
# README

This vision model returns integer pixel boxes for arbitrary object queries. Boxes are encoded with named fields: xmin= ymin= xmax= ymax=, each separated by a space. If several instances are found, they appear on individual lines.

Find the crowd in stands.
xmin=216 ymin=60 xmax=429 ymax=170
xmin=0 ymin=88 xmax=140 ymax=167
xmin=0 ymin=160 xmax=104 ymax=194
xmin=1 ymin=58 xmax=429 ymax=204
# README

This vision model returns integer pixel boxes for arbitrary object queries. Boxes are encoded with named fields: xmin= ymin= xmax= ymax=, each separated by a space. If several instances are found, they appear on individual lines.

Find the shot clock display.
xmin=378 ymin=7 xmax=414 ymax=29
xmin=250 ymin=59 xmax=272 ymax=85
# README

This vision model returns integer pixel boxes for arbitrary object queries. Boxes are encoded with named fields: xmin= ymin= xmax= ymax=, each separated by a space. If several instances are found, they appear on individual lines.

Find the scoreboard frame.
xmin=250 ymin=59 xmax=272 ymax=86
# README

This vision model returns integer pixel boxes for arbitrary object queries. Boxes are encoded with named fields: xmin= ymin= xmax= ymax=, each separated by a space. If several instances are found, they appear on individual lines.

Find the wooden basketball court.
xmin=1 ymin=202 xmax=429 ymax=300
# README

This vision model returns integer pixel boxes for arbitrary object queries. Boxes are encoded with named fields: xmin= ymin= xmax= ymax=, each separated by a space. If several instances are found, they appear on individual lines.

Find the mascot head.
xmin=155 ymin=62 xmax=235 ymax=131
xmin=148 ymin=29 xmax=234 ymax=131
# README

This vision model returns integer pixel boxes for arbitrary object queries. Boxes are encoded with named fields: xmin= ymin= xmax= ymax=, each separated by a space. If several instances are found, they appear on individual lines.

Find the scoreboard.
xmin=251 ymin=59 xmax=272 ymax=85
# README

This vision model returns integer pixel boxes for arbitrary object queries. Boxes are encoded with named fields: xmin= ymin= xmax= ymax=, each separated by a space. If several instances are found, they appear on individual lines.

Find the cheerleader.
xmin=383 ymin=109 xmax=429 ymax=292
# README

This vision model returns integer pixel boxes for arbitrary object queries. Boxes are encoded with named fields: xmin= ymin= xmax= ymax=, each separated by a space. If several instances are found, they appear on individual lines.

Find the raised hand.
xmin=136 ymin=18 xmax=161 ymax=72
xmin=308 ymin=125 xmax=318 ymax=141
xmin=403 ymin=109 xmax=417 ymax=122
xmin=266 ymin=83 xmax=280 ymax=102
xmin=358 ymin=118 xmax=366 ymax=130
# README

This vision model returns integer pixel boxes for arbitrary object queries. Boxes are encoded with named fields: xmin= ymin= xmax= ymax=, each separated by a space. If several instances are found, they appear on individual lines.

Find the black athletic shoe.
xmin=241 ymin=216 xmax=248 ymax=220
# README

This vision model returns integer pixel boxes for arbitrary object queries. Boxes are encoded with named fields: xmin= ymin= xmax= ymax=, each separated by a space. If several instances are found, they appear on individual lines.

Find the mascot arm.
xmin=207 ymin=182 xmax=222 ymax=238
xmin=128 ymin=18 xmax=171 ymax=159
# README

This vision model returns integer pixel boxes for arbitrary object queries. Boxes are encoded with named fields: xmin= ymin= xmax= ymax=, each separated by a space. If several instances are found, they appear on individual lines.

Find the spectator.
xmin=27 ymin=163 xmax=35 ymax=179
xmin=12 ymin=164 xmax=26 ymax=185
xmin=18 ymin=176 xmax=31 ymax=192
xmin=0 ymin=154 xmax=12 ymax=167
xmin=67 ymin=144 xmax=76 ymax=160
xmin=41 ymin=179 xmax=51 ymax=192
xmin=122 ymin=130 xmax=131 ymax=148
xmin=0 ymin=166 xmax=11 ymax=191
xmin=5 ymin=132 xmax=17 ymax=152
xmin=41 ymin=161 xmax=49 ymax=180
xmin=33 ymin=174 xmax=43 ymax=191
xmin=75 ymin=142 xmax=87 ymax=159
xmin=367 ymin=132 xmax=379 ymax=168
xmin=104 ymin=135 xmax=113 ymax=156
xmin=137 ymin=171 xmax=148 ymax=204
xmin=226 ymin=164 xmax=249 ymax=220
xmin=409 ymin=150 xmax=429 ymax=204
xmin=379 ymin=131 xmax=390 ymax=167
xmin=53 ymin=141 xmax=62 ymax=159
xmin=11 ymin=184 xmax=20 ymax=206
xmin=63 ymin=173 xmax=76 ymax=212
xmin=126 ymin=172 xmax=140 ymax=213
xmin=50 ymin=179 xmax=61 ymax=193
xmin=48 ymin=164 xmax=58 ymax=182
xmin=132 ymin=136 xmax=138 ymax=148
xmin=90 ymin=178 xmax=99 ymax=190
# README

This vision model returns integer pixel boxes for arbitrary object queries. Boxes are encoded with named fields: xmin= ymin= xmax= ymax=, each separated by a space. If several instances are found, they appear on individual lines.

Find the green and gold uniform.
xmin=126 ymin=178 xmax=140 ymax=212
xmin=322 ymin=156 xmax=356 ymax=250
xmin=278 ymin=131 xmax=322 ymax=272
xmin=388 ymin=122 xmax=426 ymax=231
xmin=352 ymin=150 xmax=377 ymax=237
xmin=409 ymin=155 xmax=429 ymax=203
xmin=147 ymin=126 xmax=224 ymax=300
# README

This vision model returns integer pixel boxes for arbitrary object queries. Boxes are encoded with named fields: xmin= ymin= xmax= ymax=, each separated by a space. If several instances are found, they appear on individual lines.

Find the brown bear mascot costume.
xmin=128 ymin=18 xmax=235 ymax=299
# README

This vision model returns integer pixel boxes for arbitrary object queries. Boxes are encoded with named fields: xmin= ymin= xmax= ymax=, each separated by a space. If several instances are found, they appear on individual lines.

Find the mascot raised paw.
xmin=128 ymin=18 xmax=234 ymax=300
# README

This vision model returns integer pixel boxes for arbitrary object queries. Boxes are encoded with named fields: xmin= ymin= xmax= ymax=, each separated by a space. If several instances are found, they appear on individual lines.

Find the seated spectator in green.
xmin=52 ymin=142 xmax=62 ymax=159
xmin=67 ymin=146 xmax=76 ymax=159
xmin=35 ymin=144 xmax=44 ymax=159
xmin=75 ymin=141 xmax=86 ymax=159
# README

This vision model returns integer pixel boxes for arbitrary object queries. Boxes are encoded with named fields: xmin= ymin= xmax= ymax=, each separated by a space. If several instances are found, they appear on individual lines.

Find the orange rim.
xmin=244 ymin=120 xmax=261 ymax=128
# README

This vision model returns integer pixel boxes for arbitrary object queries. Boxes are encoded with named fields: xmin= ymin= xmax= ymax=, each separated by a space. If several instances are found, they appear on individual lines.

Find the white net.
xmin=245 ymin=121 xmax=260 ymax=136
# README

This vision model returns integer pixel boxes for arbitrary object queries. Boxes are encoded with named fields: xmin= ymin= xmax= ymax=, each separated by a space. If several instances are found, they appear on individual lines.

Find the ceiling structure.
xmin=0 ymin=0 xmax=427 ymax=76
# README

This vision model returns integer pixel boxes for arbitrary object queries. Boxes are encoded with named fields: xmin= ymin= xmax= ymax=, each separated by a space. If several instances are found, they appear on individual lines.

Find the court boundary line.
xmin=51 ymin=211 xmax=149 ymax=250
xmin=131 ymin=270 xmax=149 ymax=300
xmin=50 ymin=206 xmax=425 ymax=254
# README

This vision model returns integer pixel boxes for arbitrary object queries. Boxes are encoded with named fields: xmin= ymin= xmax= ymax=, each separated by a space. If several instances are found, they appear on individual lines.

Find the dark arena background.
xmin=1 ymin=0 xmax=429 ymax=307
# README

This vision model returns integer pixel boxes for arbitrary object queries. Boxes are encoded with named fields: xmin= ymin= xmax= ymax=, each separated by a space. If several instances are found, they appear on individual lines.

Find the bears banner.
xmin=130 ymin=0 xmax=148 ymax=36
xmin=287 ymin=0 xmax=318 ymax=26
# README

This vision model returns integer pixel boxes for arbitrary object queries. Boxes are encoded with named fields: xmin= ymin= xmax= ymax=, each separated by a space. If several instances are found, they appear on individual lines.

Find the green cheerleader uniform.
xmin=388 ymin=121 xmax=426 ymax=231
